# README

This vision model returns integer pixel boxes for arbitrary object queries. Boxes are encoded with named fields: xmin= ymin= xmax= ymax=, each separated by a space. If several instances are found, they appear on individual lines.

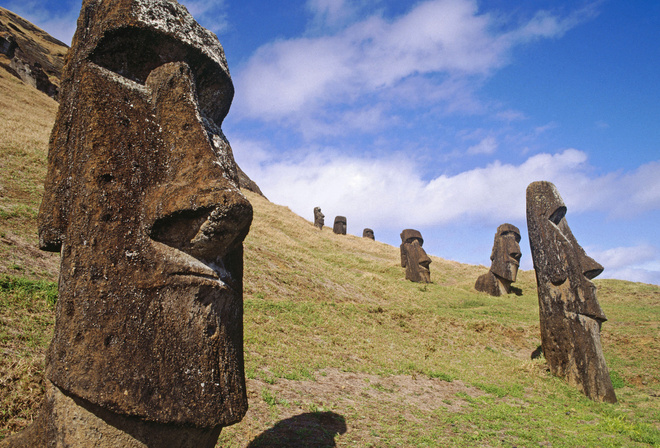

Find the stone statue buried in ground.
xmin=2 ymin=0 xmax=253 ymax=446
xmin=475 ymin=223 xmax=522 ymax=296
xmin=526 ymin=181 xmax=616 ymax=403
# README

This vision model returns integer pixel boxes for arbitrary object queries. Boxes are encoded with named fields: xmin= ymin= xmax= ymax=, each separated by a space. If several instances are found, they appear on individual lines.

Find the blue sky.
xmin=4 ymin=0 xmax=660 ymax=284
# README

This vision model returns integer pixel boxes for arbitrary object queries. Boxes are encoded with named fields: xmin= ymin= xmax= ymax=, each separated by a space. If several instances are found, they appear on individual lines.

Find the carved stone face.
xmin=314 ymin=207 xmax=324 ymax=229
xmin=400 ymin=229 xmax=431 ymax=283
xmin=363 ymin=228 xmax=375 ymax=240
xmin=526 ymin=181 xmax=616 ymax=403
xmin=37 ymin=0 xmax=251 ymax=427
xmin=490 ymin=223 xmax=522 ymax=282
xmin=333 ymin=216 xmax=347 ymax=235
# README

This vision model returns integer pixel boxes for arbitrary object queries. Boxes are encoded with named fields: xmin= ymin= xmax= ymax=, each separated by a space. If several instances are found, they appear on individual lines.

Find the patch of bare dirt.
xmin=220 ymin=368 xmax=485 ymax=447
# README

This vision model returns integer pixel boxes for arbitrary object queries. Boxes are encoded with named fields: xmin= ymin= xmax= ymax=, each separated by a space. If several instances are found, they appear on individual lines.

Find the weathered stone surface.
xmin=333 ymin=216 xmax=347 ymax=235
xmin=314 ymin=207 xmax=325 ymax=229
xmin=3 ymin=0 xmax=252 ymax=445
xmin=363 ymin=228 xmax=375 ymax=240
xmin=0 ymin=6 xmax=68 ymax=99
xmin=3 ymin=381 xmax=222 ymax=448
xmin=400 ymin=229 xmax=431 ymax=283
xmin=475 ymin=223 xmax=521 ymax=296
xmin=526 ymin=181 xmax=616 ymax=403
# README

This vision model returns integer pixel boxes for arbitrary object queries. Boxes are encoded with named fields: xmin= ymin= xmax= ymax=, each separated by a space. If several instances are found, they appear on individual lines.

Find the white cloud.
xmin=234 ymin=0 xmax=592 ymax=129
xmin=600 ymin=267 xmax=660 ymax=285
xmin=467 ymin=136 xmax=498 ymax=155
xmin=591 ymin=244 xmax=657 ymax=270
xmin=234 ymin=141 xmax=660 ymax=231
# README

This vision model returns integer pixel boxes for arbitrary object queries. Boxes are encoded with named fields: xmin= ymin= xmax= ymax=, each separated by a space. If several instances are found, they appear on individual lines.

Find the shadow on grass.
xmin=247 ymin=411 xmax=347 ymax=448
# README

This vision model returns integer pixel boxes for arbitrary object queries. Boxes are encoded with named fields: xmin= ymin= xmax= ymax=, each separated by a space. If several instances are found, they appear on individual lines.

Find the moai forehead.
xmin=400 ymin=229 xmax=424 ymax=246
xmin=495 ymin=223 xmax=521 ymax=243
xmin=36 ymin=0 xmax=251 ymax=427
xmin=333 ymin=215 xmax=347 ymax=234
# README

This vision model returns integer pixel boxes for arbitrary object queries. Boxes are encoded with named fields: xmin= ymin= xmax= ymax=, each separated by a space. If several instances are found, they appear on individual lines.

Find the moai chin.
xmin=400 ymin=229 xmax=431 ymax=283
xmin=526 ymin=181 xmax=616 ymax=403
xmin=363 ymin=228 xmax=375 ymax=240
xmin=3 ymin=0 xmax=252 ymax=446
xmin=313 ymin=206 xmax=325 ymax=229
xmin=475 ymin=223 xmax=522 ymax=296
xmin=333 ymin=216 xmax=347 ymax=235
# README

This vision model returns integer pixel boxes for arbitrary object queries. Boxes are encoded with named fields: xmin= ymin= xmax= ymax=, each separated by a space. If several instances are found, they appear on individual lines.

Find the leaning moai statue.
xmin=2 ymin=1 xmax=253 ymax=446
xmin=363 ymin=228 xmax=375 ymax=240
xmin=333 ymin=215 xmax=347 ymax=234
xmin=526 ymin=181 xmax=616 ymax=403
xmin=475 ymin=224 xmax=522 ymax=296
xmin=313 ymin=206 xmax=325 ymax=229
xmin=400 ymin=229 xmax=431 ymax=283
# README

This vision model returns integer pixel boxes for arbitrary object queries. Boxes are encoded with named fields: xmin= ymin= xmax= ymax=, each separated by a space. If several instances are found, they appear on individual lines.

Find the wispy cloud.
xmin=467 ymin=136 xmax=498 ymax=155
xmin=234 ymin=0 xmax=595 ymax=136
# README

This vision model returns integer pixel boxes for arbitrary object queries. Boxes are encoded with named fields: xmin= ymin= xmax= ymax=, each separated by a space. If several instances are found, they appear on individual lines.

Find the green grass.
xmin=0 ymin=67 xmax=658 ymax=446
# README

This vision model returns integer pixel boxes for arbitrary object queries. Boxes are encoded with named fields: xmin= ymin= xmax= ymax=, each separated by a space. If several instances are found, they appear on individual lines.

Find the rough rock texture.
xmin=333 ymin=216 xmax=347 ymax=235
xmin=526 ymin=181 xmax=616 ymax=403
xmin=400 ymin=229 xmax=431 ymax=283
xmin=475 ymin=223 xmax=521 ymax=296
xmin=2 ymin=0 xmax=252 ymax=445
xmin=0 ymin=6 xmax=68 ymax=99
xmin=313 ymin=207 xmax=324 ymax=229
xmin=363 ymin=228 xmax=375 ymax=240
xmin=3 ymin=381 xmax=222 ymax=448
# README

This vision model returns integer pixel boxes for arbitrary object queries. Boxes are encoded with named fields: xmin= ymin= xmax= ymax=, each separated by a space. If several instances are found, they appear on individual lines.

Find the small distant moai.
xmin=400 ymin=229 xmax=431 ymax=283
xmin=526 ymin=181 xmax=616 ymax=403
xmin=313 ymin=206 xmax=325 ymax=229
xmin=2 ymin=0 xmax=252 ymax=446
xmin=363 ymin=228 xmax=375 ymax=240
xmin=475 ymin=223 xmax=522 ymax=296
xmin=333 ymin=216 xmax=347 ymax=234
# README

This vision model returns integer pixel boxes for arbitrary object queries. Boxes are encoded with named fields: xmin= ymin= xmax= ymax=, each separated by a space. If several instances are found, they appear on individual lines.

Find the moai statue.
xmin=363 ymin=228 xmax=375 ymax=240
xmin=400 ymin=229 xmax=431 ymax=283
xmin=333 ymin=216 xmax=347 ymax=235
xmin=526 ymin=181 xmax=616 ymax=403
xmin=313 ymin=206 xmax=325 ymax=229
xmin=3 ymin=1 xmax=252 ymax=446
xmin=475 ymin=224 xmax=522 ymax=296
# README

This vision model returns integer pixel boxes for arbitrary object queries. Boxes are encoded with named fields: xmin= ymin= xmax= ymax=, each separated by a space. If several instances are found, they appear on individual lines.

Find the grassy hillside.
xmin=0 ymin=70 xmax=659 ymax=447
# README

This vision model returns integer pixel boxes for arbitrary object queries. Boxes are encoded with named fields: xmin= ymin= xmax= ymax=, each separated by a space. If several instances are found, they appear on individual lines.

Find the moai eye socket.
xmin=89 ymin=27 xmax=234 ymax=125
xmin=548 ymin=205 xmax=567 ymax=226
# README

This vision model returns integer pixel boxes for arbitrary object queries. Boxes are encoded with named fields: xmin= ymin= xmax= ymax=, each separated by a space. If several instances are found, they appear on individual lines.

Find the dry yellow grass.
xmin=0 ymin=70 xmax=658 ymax=447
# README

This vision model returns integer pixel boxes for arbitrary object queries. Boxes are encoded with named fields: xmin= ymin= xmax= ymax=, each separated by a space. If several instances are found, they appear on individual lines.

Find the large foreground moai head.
xmin=314 ymin=206 xmax=324 ymax=229
xmin=526 ymin=181 xmax=616 ymax=403
xmin=475 ymin=224 xmax=522 ymax=296
xmin=333 ymin=215 xmax=347 ymax=234
xmin=363 ymin=228 xmax=375 ymax=240
xmin=400 ymin=229 xmax=431 ymax=283
xmin=24 ymin=0 xmax=252 ymax=443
